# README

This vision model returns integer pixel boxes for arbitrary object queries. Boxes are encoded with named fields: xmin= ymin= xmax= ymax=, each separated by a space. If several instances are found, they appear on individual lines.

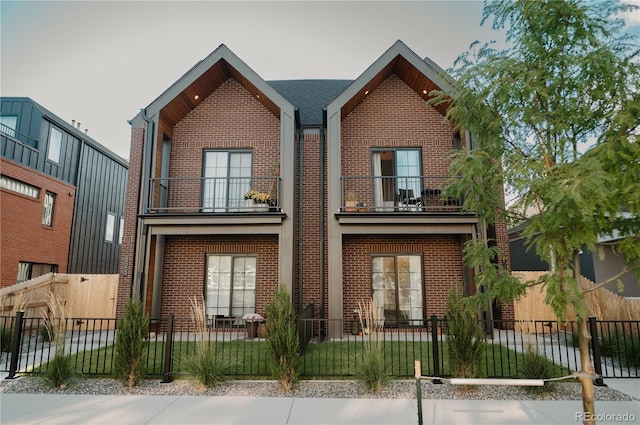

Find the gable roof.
xmin=269 ymin=80 xmax=352 ymax=126
xmin=327 ymin=40 xmax=457 ymax=120
xmin=133 ymin=44 xmax=294 ymax=127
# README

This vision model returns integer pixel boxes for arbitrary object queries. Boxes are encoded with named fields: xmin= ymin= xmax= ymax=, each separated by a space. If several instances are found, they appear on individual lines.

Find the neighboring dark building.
xmin=1 ymin=97 xmax=128 ymax=287
xmin=509 ymin=226 xmax=640 ymax=298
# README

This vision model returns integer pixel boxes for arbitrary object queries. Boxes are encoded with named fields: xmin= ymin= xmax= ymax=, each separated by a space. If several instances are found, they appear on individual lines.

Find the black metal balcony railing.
xmin=146 ymin=176 xmax=281 ymax=214
xmin=341 ymin=176 xmax=463 ymax=213
xmin=1 ymin=124 xmax=40 ymax=151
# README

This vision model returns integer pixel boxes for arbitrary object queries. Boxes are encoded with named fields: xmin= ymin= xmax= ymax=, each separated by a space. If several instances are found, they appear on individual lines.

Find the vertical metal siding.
xmin=67 ymin=144 xmax=127 ymax=274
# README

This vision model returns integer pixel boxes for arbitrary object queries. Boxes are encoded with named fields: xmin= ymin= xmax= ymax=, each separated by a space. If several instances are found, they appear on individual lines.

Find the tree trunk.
xmin=574 ymin=253 xmax=596 ymax=424
xmin=577 ymin=318 xmax=596 ymax=424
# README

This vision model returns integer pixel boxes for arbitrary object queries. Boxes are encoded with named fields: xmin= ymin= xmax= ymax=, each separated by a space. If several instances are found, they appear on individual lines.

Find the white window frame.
xmin=42 ymin=191 xmax=55 ymax=226
xmin=48 ymin=126 xmax=63 ymax=163
xmin=105 ymin=212 xmax=116 ymax=243
xmin=1 ymin=175 xmax=40 ymax=198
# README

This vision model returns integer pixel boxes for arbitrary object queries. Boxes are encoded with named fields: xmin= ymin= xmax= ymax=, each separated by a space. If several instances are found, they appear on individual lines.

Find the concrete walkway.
xmin=1 ymin=380 xmax=638 ymax=425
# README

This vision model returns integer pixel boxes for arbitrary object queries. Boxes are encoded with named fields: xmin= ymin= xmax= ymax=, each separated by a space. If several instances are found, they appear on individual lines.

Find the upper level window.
xmin=48 ymin=126 xmax=63 ymax=163
xmin=203 ymin=151 xmax=252 ymax=212
xmin=42 ymin=191 xmax=55 ymax=226
xmin=1 ymin=175 xmax=40 ymax=198
xmin=372 ymin=255 xmax=423 ymax=326
xmin=371 ymin=149 xmax=421 ymax=210
xmin=119 ymin=217 xmax=124 ymax=245
xmin=0 ymin=115 xmax=17 ymax=137
xmin=105 ymin=212 xmax=116 ymax=242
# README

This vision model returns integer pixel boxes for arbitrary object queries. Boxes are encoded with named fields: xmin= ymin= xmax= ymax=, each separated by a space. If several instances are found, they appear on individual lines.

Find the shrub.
xmin=182 ymin=297 xmax=233 ymax=387
xmin=38 ymin=321 xmax=54 ymax=343
xmin=114 ymin=297 xmax=149 ymax=388
xmin=40 ymin=293 xmax=76 ymax=388
xmin=265 ymin=286 xmax=300 ymax=392
xmin=518 ymin=344 xmax=556 ymax=394
xmin=42 ymin=351 xmax=76 ymax=388
xmin=354 ymin=299 xmax=388 ymax=392
xmin=0 ymin=325 xmax=12 ymax=353
xmin=446 ymin=289 xmax=485 ymax=379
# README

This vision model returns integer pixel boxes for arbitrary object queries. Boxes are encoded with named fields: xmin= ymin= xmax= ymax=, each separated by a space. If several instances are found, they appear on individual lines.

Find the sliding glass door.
xmin=371 ymin=149 xmax=421 ymax=210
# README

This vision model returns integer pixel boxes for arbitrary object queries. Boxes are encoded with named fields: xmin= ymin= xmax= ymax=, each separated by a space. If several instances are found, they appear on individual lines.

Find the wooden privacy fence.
xmin=513 ymin=271 xmax=640 ymax=333
xmin=0 ymin=273 xmax=118 ymax=327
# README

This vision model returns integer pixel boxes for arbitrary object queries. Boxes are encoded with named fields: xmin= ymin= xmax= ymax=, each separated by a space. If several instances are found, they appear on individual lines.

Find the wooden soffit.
xmin=341 ymin=55 xmax=453 ymax=120
xmin=159 ymin=59 xmax=281 ymax=129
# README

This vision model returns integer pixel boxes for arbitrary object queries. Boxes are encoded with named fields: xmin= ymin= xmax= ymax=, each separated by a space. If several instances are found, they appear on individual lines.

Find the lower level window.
xmin=17 ymin=262 xmax=57 ymax=283
xmin=206 ymin=255 xmax=256 ymax=318
xmin=372 ymin=255 xmax=423 ymax=325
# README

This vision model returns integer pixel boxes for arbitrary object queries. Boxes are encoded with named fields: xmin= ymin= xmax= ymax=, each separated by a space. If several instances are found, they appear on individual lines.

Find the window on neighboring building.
xmin=372 ymin=255 xmax=423 ymax=326
xmin=105 ymin=212 xmax=116 ymax=242
xmin=17 ymin=262 xmax=57 ymax=283
xmin=0 ymin=115 xmax=17 ymax=137
xmin=202 ymin=151 xmax=252 ymax=212
xmin=42 ymin=191 xmax=55 ymax=226
xmin=371 ymin=149 xmax=421 ymax=210
xmin=206 ymin=255 xmax=256 ymax=318
xmin=119 ymin=217 xmax=124 ymax=245
xmin=1 ymin=175 xmax=40 ymax=198
xmin=48 ymin=126 xmax=63 ymax=163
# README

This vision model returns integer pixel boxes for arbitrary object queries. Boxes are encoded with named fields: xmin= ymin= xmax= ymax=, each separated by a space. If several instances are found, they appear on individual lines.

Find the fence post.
xmin=430 ymin=315 xmax=442 ymax=384
xmin=415 ymin=360 xmax=423 ymax=425
xmin=161 ymin=314 xmax=174 ymax=383
xmin=6 ymin=310 xmax=24 ymax=379
xmin=588 ymin=316 xmax=606 ymax=387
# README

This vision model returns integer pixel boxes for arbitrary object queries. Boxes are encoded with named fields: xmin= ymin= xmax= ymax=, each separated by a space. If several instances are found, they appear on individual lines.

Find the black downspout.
xmin=319 ymin=111 xmax=327 ymax=340
xmin=296 ymin=109 xmax=303 ymax=312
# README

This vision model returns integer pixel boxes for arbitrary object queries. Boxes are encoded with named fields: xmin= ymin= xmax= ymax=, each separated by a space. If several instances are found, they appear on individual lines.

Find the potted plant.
xmin=244 ymin=190 xmax=271 ymax=212
xmin=345 ymin=191 xmax=358 ymax=212
xmin=242 ymin=313 xmax=264 ymax=338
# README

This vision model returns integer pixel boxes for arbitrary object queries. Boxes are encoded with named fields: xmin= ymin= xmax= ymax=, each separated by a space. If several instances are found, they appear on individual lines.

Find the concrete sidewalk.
xmin=1 ymin=393 xmax=638 ymax=425
xmin=1 ymin=379 xmax=637 ymax=425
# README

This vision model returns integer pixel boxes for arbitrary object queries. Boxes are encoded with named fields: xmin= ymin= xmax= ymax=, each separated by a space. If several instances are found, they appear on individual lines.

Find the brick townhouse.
xmin=118 ymin=41 xmax=512 ymax=335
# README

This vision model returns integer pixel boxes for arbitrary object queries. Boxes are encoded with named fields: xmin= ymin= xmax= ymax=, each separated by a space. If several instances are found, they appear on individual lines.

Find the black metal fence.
xmin=2 ymin=312 xmax=638 ymax=381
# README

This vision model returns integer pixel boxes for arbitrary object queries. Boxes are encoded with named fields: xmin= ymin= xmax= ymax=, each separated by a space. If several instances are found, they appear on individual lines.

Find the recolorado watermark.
xmin=575 ymin=412 xmax=636 ymax=423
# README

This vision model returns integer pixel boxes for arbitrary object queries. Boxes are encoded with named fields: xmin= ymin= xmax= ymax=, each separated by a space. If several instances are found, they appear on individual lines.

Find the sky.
xmin=1 ymin=0 xmax=639 ymax=161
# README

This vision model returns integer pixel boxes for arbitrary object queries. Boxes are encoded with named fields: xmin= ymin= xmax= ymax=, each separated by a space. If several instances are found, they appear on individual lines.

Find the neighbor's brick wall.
xmin=0 ymin=159 xmax=75 ymax=288
xmin=168 ymin=78 xmax=280 ymax=209
xmin=342 ymin=234 xmax=464 ymax=320
xmin=117 ymin=127 xmax=144 ymax=315
xmin=160 ymin=234 xmax=279 ymax=323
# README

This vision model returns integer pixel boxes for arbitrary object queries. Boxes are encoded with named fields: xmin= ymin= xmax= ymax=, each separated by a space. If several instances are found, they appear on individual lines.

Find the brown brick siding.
xmin=117 ymin=127 xmax=144 ymax=315
xmin=342 ymin=74 xmax=455 ymax=200
xmin=160 ymin=234 xmax=279 ymax=323
xmin=169 ymin=78 xmax=280 ymax=205
xmin=342 ymin=234 xmax=464 ymax=320
xmin=1 ymin=159 xmax=75 ymax=288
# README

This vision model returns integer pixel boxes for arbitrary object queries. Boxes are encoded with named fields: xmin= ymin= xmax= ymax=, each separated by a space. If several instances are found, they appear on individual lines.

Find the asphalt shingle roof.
xmin=268 ymin=80 xmax=353 ymax=126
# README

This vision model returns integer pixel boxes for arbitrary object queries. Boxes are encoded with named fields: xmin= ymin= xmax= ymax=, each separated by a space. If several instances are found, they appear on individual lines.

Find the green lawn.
xmin=41 ymin=339 xmax=570 ymax=379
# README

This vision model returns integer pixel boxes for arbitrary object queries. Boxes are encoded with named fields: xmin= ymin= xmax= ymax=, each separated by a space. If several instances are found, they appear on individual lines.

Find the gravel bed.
xmin=1 ymin=376 xmax=636 ymax=401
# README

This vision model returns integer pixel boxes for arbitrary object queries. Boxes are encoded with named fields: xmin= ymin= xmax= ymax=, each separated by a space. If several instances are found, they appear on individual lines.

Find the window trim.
xmin=205 ymin=254 xmax=257 ymax=319
xmin=48 ymin=126 xmax=63 ymax=164
xmin=105 ymin=212 xmax=116 ymax=243
xmin=42 ymin=191 xmax=56 ymax=227
xmin=202 ymin=149 xmax=253 ymax=212
xmin=371 ymin=253 xmax=424 ymax=327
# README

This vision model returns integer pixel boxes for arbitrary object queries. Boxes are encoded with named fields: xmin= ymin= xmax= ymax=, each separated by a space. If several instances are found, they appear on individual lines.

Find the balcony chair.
xmin=398 ymin=188 xmax=422 ymax=211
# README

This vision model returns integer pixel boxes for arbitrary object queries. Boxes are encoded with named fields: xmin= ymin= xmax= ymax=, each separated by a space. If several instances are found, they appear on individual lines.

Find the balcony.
xmin=340 ymin=176 xmax=464 ymax=213
xmin=146 ymin=176 xmax=281 ymax=215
